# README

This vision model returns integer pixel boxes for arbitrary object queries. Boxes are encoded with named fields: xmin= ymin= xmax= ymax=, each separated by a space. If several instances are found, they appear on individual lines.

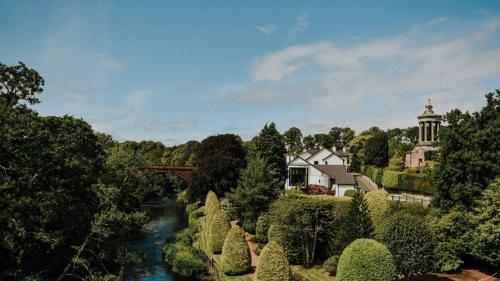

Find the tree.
xmin=340 ymin=128 xmax=355 ymax=147
xmin=364 ymin=132 xmax=389 ymax=167
xmin=208 ymin=209 xmax=231 ymax=254
xmin=350 ymin=147 xmax=362 ymax=173
xmin=255 ymin=241 xmax=291 ymax=281
xmin=463 ymin=178 xmax=500 ymax=266
xmin=303 ymin=135 xmax=316 ymax=149
xmin=221 ymin=227 xmax=252 ymax=275
xmin=388 ymin=152 xmax=405 ymax=171
xmin=255 ymin=123 xmax=287 ymax=184
xmin=328 ymin=127 xmax=343 ymax=148
xmin=0 ymin=61 xmax=44 ymax=107
xmin=188 ymin=134 xmax=246 ymax=201
xmin=283 ymin=127 xmax=303 ymax=154
xmin=433 ymin=91 xmax=500 ymax=211
xmin=346 ymin=192 xmax=373 ymax=239
xmin=314 ymin=133 xmax=333 ymax=148
xmin=227 ymin=156 xmax=280 ymax=233
xmin=336 ymin=239 xmax=396 ymax=281
xmin=379 ymin=213 xmax=434 ymax=280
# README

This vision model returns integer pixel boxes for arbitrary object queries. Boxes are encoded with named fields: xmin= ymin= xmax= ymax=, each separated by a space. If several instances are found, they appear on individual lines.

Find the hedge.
xmin=256 ymin=241 xmax=291 ymax=281
xmin=221 ymin=227 xmax=252 ymax=275
xmin=163 ymin=231 xmax=207 ymax=278
xmin=336 ymin=239 xmax=396 ymax=281
xmin=344 ymin=189 xmax=359 ymax=198
xmin=323 ymin=255 xmax=340 ymax=275
xmin=362 ymin=165 xmax=434 ymax=195
xmin=256 ymin=213 xmax=270 ymax=245
xmin=268 ymin=224 xmax=304 ymax=264
xmin=208 ymin=209 xmax=231 ymax=254
xmin=365 ymin=191 xmax=390 ymax=235
xmin=205 ymin=191 xmax=220 ymax=225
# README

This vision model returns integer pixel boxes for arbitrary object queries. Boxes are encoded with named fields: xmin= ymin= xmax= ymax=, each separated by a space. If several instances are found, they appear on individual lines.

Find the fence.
xmin=388 ymin=194 xmax=431 ymax=207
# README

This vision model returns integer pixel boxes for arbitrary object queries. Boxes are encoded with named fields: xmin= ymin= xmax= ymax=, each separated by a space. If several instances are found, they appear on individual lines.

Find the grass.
xmin=293 ymin=266 xmax=336 ymax=281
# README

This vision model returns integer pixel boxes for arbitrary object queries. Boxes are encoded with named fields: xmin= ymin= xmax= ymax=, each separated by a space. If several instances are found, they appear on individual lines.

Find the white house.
xmin=285 ymin=147 xmax=357 ymax=197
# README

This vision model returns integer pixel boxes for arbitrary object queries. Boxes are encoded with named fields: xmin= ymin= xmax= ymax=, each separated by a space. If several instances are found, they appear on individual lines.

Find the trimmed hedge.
xmin=336 ymin=239 xmax=396 ymax=281
xmin=221 ymin=227 xmax=252 ymax=275
xmin=256 ymin=213 xmax=270 ymax=245
xmin=362 ymin=165 xmax=434 ymax=195
xmin=268 ymin=224 xmax=304 ymax=264
xmin=323 ymin=255 xmax=340 ymax=275
xmin=256 ymin=241 xmax=291 ymax=281
xmin=344 ymin=189 xmax=359 ymax=198
xmin=365 ymin=191 xmax=390 ymax=235
xmin=204 ymin=191 xmax=220 ymax=225
xmin=208 ymin=209 xmax=231 ymax=254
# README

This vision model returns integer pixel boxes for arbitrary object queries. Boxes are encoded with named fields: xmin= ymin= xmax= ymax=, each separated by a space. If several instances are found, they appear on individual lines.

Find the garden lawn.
xmin=293 ymin=266 xmax=335 ymax=281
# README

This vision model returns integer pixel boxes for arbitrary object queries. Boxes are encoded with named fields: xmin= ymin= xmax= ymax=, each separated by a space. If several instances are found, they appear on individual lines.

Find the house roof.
xmin=313 ymin=165 xmax=355 ymax=185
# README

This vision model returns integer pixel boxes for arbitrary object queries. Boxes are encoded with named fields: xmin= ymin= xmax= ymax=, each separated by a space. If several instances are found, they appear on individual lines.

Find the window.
xmin=289 ymin=168 xmax=307 ymax=187
xmin=314 ymin=161 xmax=319 ymax=165
xmin=325 ymin=161 xmax=328 ymax=165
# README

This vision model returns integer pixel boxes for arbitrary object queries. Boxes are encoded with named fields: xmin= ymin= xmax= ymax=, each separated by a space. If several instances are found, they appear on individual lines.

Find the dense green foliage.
xmin=433 ymin=91 xmax=500 ymax=211
xmin=189 ymin=134 xmax=246 ymax=201
xmin=336 ymin=239 xmax=396 ymax=281
xmin=463 ymin=179 xmax=500 ymax=266
xmin=379 ymin=213 xmax=434 ymax=279
xmin=268 ymin=196 xmax=338 ymax=266
xmin=255 ymin=241 xmax=291 ymax=281
xmin=345 ymin=192 xmax=373 ymax=239
xmin=363 ymin=132 xmax=389 ymax=167
xmin=204 ymin=190 xmax=220 ymax=225
xmin=227 ymin=156 xmax=280 ymax=233
xmin=362 ymin=165 xmax=434 ymax=194
xmin=163 ymin=232 xmax=207 ymax=278
xmin=364 ymin=191 xmax=390 ymax=235
xmin=256 ymin=213 xmax=271 ymax=245
xmin=343 ymin=189 xmax=358 ymax=197
xmin=283 ymin=127 xmax=303 ymax=154
xmin=221 ymin=227 xmax=252 ymax=275
xmin=208 ymin=209 xmax=231 ymax=254
xmin=322 ymin=255 xmax=339 ymax=275
xmin=255 ymin=123 xmax=287 ymax=184
xmin=267 ymin=224 xmax=304 ymax=264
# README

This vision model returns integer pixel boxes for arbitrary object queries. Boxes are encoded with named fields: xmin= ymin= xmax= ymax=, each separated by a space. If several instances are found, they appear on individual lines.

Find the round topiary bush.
xmin=256 ymin=213 xmax=270 ymax=244
xmin=221 ymin=227 xmax=251 ymax=275
xmin=336 ymin=239 xmax=396 ymax=281
xmin=256 ymin=241 xmax=291 ymax=281
xmin=208 ymin=209 xmax=231 ymax=254
xmin=323 ymin=255 xmax=340 ymax=276
xmin=364 ymin=191 xmax=390 ymax=234
xmin=267 ymin=224 xmax=304 ymax=264
xmin=344 ymin=189 xmax=359 ymax=198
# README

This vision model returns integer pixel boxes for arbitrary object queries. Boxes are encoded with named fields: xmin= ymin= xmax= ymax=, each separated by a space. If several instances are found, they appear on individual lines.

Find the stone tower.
xmin=405 ymin=99 xmax=441 ymax=168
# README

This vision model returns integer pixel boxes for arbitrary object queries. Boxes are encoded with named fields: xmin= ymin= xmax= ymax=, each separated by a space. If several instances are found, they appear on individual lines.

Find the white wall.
xmin=308 ymin=148 xmax=334 ymax=165
xmin=309 ymin=165 xmax=330 ymax=186
xmin=323 ymin=153 xmax=345 ymax=165
xmin=336 ymin=185 xmax=356 ymax=197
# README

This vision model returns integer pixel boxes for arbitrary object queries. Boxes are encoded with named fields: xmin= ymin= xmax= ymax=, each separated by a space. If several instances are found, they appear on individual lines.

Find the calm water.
xmin=126 ymin=197 xmax=187 ymax=281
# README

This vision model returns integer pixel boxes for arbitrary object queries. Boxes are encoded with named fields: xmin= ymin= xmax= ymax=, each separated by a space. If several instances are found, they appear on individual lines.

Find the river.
xmin=126 ymin=197 xmax=187 ymax=281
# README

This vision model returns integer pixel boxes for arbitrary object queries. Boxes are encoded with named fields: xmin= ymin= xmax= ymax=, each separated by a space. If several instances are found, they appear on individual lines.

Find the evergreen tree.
xmin=364 ymin=132 xmax=389 ymax=167
xmin=350 ymin=147 xmax=361 ymax=173
xmin=255 ymin=123 xmax=287 ymax=184
xmin=388 ymin=152 xmax=405 ymax=171
xmin=347 ymin=192 xmax=373 ymax=239
xmin=227 ymin=156 xmax=280 ymax=232
xmin=433 ymin=91 xmax=500 ymax=211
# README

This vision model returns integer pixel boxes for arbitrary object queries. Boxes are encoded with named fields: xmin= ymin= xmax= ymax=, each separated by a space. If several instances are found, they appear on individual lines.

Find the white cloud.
xmin=257 ymin=24 xmax=278 ymax=35
xmin=231 ymin=16 xmax=500 ymax=132
xmin=288 ymin=11 xmax=310 ymax=38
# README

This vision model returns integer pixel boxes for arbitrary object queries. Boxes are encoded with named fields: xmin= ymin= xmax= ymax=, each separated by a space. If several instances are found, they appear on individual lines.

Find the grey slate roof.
xmin=312 ymin=165 xmax=355 ymax=185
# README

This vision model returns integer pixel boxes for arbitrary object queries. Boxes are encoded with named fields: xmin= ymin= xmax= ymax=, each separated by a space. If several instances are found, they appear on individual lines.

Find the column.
xmin=419 ymin=122 xmax=423 ymax=142
xmin=431 ymin=122 xmax=435 ymax=142
xmin=436 ymin=122 xmax=440 ymax=140
xmin=423 ymin=122 xmax=427 ymax=142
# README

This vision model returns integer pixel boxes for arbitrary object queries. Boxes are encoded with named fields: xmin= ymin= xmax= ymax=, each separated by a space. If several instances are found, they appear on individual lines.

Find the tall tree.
xmin=433 ymin=91 xmax=500 ymax=211
xmin=314 ymin=133 xmax=333 ymax=148
xmin=364 ymin=132 xmax=389 ymax=167
xmin=303 ymin=135 xmax=316 ymax=149
xmin=347 ymin=192 xmax=373 ymax=239
xmin=283 ymin=127 xmax=303 ymax=154
xmin=255 ymin=123 xmax=287 ymax=184
xmin=340 ymin=128 xmax=355 ymax=147
xmin=189 ymin=134 xmax=246 ymax=201
xmin=227 ymin=156 xmax=280 ymax=232
xmin=328 ymin=127 xmax=343 ymax=148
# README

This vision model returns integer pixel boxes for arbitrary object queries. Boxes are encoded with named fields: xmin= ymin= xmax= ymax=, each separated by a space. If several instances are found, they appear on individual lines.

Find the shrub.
xmin=171 ymin=247 xmax=207 ymax=277
xmin=379 ymin=213 xmax=434 ymax=278
xmin=268 ymin=225 xmax=304 ymax=264
xmin=389 ymin=201 xmax=427 ymax=217
xmin=185 ymin=202 xmax=199 ymax=214
xmin=256 ymin=213 xmax=271 ymax=245
xmin=336 ymin=239 xmax=396 ymax=281
xmin=255 ymin=241 xmax=291 ymax=281
xmin=221 ymin=227 xmax=252 ymax=275
xmin=381 ymin=170 xmax=399 ymax=189
xmin=204 ymin=190 xmax=219 ymax=216
xmin=323 ymin=255 xmax=340 ymax=275
xmin=208 ymin=209 xmax=231 ymax=253
xmin=399 ymin=173 xmax=434 ymax=195
xmin=364 ymin=191 xmax=390 ymax=234
xmin=343 ymin=189 xmax=359 ymax=198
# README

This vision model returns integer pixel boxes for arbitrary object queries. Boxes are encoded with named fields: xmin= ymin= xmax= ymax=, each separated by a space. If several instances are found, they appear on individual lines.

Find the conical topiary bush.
xmin=221 ymin=227 xmax=251 ymax=275
xmin=204 ymin=191 xmax=220 ymax=226
xmin=255 ymin=241 xmax=290 ymax=281
xmin=208 ymin=209 xmax=231 ymax=254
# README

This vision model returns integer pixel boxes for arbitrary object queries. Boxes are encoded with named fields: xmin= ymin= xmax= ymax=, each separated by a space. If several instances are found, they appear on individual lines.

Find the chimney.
xmin=332 ymin=145 xmax=336 ymax=151
xmin=342 ymin=147 xmax=346 ymax=152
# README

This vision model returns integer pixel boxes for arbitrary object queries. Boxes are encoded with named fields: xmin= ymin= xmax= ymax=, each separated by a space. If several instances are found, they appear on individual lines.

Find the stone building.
xmin=405 ymin=99 xmax=441 ymax=168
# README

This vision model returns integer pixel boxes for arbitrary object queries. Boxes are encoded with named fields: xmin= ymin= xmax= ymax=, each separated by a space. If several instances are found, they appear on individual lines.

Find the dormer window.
xmin=314 ymin=161 xmax=319 ymax=165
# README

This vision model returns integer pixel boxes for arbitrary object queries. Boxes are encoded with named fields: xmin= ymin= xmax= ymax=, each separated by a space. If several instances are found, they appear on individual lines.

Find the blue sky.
xmin=1 ymin=0 xmax=500 ymax=145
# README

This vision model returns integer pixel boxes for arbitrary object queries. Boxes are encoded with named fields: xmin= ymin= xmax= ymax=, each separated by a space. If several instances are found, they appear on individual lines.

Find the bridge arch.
xmin=145 ymin=165 xmax=197 ymax=185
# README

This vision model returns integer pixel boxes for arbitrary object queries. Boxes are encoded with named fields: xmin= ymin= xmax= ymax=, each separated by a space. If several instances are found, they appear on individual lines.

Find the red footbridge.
xmin=144 ymin=165 xmax=197 ymax=184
